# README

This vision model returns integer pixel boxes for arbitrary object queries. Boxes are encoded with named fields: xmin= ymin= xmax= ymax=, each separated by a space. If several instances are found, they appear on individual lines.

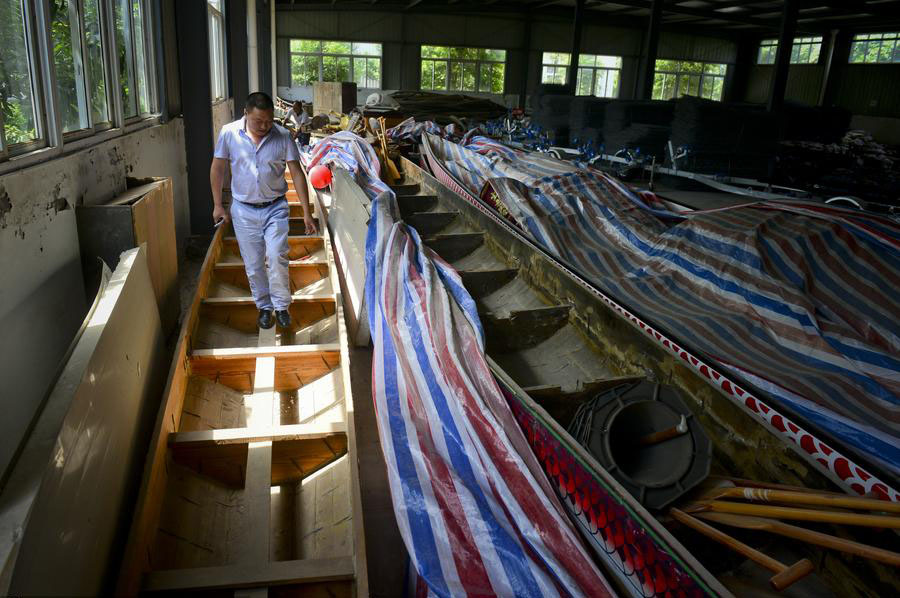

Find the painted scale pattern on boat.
xmin=501 ymin=384 xmax=713 ymax=598
xmin=422 ymin=140 xmax=900 ymax=504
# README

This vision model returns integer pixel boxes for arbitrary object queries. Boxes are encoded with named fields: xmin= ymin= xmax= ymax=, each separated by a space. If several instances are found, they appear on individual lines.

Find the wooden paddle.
xmin=670 ymin=508 xmax=814 ymax=591
xmin=684 ymin=500 xmax=900 ymax=529
xmin=377 ymin=118 xmax=402 ymax=182
xmin=702 ymin=485 xmax=900 ymax=514
xmin=694 ymin=511 xmax=900 ymax=567
xmin=706 ymin=476 xmax=845 ymax=496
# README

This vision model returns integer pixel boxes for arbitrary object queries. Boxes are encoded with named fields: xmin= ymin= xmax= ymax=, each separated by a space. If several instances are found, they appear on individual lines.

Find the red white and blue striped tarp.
xmin=306 ymin=133 xmax=617 ymax=597
xmin=425 ymin=132 xmax=900 ymax=480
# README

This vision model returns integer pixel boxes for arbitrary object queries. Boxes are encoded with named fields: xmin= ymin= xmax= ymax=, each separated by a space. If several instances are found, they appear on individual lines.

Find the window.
xmin=289 ymin=40 xmax=382 ymax=88
xmin=0 ymin=0 xmax=158 ymax=165
xmin=849 ymin=32 xmax=900 ymax=64
xmin=757 ymin=36 xmax=822 ymax=65
xmin=541 ymin=52 xmax=570 ymax=85
xmin=576 ymin=54 xmax=622 ymax=98
xmin=420 ymin=46 xmax=506 ymax=94
xmin=114 ymin=0 xmax=153 ymax=119
xmin=0 ymin=0 xmax=44 ymax=152
xmin=652 ymin=60 xmax=726 ymax=101
xmin=208 ymin=0 xmax=226 ymax=101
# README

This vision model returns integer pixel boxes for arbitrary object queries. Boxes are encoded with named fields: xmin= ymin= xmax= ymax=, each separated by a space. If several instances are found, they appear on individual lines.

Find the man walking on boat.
xmin=210 ymin=92 xmax=316 ymax=330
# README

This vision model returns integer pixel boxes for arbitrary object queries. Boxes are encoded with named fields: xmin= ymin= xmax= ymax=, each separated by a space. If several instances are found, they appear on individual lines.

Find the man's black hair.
xmin=246 ymin=92 xmax=274 ymax=112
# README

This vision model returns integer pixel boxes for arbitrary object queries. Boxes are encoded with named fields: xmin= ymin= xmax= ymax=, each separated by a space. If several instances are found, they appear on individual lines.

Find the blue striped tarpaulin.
xmin=307 ymin=132 xmax=617 ymax=597
xmin=426 ymin=132 xmax=900 ymax=479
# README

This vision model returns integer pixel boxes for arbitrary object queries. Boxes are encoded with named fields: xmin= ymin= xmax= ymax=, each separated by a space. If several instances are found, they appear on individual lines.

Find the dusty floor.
xmin=175 ymin=234 xmax=407 ymax=596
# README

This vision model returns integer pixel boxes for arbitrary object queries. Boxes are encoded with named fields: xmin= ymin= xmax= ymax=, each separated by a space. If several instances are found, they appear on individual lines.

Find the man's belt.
xmin=236 ymin=196 xmax=285 ymax=209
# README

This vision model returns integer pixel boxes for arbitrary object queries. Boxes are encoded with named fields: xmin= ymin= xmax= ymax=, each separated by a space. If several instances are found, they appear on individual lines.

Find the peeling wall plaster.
xmin=0 ymin=118 xmax=188 ymax=480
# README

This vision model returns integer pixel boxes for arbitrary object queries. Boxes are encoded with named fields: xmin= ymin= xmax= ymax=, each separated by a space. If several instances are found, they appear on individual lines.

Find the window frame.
xmin=575 ymin=54 xmax=623 ymax=98
xmin=54 ymin=0 xmax=119 ymax=143
xmin=757 ymin=36 xmax=823 ymax=65
xmin=0 ymin=0 xmax=161 ymax=171
xmin=288 ymin=39 xmax=383 ymax=89
xmin=849 ymin=32 xmax=900 ymax=64
xmin=3 ymin=0 xmax=51 ymax=157
xmin=540 ymin=51 xmax=571 ymax=86
xmin=208 ymin=0 xmax=227 ymax=103
xmin=652 ymin=59 xmax=727 ymax=102
xmin=419 ymin=45 xmax=506 ymax=95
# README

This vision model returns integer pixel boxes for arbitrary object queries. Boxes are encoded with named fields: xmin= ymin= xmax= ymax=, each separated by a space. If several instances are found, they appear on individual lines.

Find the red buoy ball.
xmin=309 ymin=164 xmax=332 ymax=189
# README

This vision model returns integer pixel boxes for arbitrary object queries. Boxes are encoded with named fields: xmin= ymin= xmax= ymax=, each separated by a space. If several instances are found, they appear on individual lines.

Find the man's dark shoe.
xmin=258 ymin=309 xmax=274 ymax=329
xmin=275 ymin=309 xmax=292 ymax=328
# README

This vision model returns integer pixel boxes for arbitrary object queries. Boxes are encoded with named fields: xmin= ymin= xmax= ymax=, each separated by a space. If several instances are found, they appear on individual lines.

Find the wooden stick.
xmin=694 ymin=512 xmax=900 ymax=567
xmin=704 ymin=486 xmax=900 ymax=514
xmin=707 ymin=476 xmax=845 ymax=496
xmin=670 ymin=508 xmax=814 ymax=591
xmin=636 ymin=415 xmax=687 ymax=446
xmin=684 ymin=500 xmax=900 ymax=529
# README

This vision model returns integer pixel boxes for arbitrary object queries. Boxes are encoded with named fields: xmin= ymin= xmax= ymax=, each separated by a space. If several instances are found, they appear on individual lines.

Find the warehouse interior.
xmin=1 ymin=1 xmax=899 ymax=597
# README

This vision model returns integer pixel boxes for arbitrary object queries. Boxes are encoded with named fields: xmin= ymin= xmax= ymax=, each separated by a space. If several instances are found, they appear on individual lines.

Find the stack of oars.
xmin=670 ymin=477 xmax=900 ymax=591
xmin=370 ymin=117 xmax=400 ymax=185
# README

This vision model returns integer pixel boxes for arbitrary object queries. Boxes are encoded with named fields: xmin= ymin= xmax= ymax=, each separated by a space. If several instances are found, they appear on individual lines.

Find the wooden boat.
xmin=116 ymin=179 xmax=368 ymax=596
xmin=374 ymin=146 xmax=900 ymax=597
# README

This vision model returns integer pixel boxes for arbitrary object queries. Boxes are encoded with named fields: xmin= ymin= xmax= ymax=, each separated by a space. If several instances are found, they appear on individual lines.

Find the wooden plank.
xmin=314 ymin=186 xmax=369 ymax=595
xmin=211 ymin=262 xmax=330 ymax=295
xmin=329 ymin=169 xmax=373 ymax=347
xmin=116 ymin=227 xmax=227 ymax=596
xmin=4 ymin=248 xmax=167 ymax=596
xmin=169 ymin=422 xmax=347 ymax=446
xmin=422 ymin=232 xmax=484 ymax=261
xmin=191 ymin=344 xmax=341 ymax=360
xmin=131 ymin=178 xmax=179 ymax=334
xmin=142 ymin=556 xmax=355 ymax=592
xmin=198 ymin=300 xmax=336 ymax=335
xmin=235 ymin=353 xmax=275 ymax=565
xmin=482 ymin=305 xmax=572 ymax=353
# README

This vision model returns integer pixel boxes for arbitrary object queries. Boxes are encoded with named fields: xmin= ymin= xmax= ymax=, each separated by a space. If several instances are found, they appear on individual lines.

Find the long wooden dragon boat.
xmin=378 ymin=141 xmax=900 ymax=597
xmin=115 ymin=179 xmax=368 ymax=595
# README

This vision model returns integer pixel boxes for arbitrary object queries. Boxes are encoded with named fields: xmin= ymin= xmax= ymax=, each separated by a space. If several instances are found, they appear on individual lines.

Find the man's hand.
xmin=213 ymin=204 xmax=229 ymax=225
xmin=304 ymin=212 xmax=318 ymax=235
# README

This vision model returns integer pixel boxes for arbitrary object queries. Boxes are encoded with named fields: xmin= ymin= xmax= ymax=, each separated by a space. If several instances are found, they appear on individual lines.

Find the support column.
xmin=767 ymin=0 xmax=798 ymax=112
xmin=819 ymin=29 xmax=851 ymax=107
xmin=175 ymin=1 xmax=215 ymax=235
xmin=248 ymin=0 xmax=259 ymax=90
xmin=519 ymin=17 xmax=532 ymax=107
xmin=725 ymin=35 xmax=756 ymax=103
xmin=636 ymin=0 xmax=662 ymax=100
xmin=566 ymin=0 xmax=584 ymax=92
xmin=227 ymin=0 xmax=249 ymax=117
xmin=270 ymin=0 xmax=277 ymax=99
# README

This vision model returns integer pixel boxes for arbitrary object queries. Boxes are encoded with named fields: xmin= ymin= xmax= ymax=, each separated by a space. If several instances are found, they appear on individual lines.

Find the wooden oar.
xmin=694 ymin=511 xmax=900 ymax=567
xmin=703 ymin=485 xmax=900 ymax=514
xmin=670 ymin=508 xmax=814 ymax=591
xmin=706 ymin=476 xmax=845 ymax=496
xmin=684 ymin=500 xmax=900 ymax=529
xmin=377 ymin=118 xmax=402 ymax=182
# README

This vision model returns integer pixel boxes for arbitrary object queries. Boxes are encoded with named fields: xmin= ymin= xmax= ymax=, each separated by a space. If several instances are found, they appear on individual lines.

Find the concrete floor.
xmin=175 ymin=234 xmax=407 ymax=596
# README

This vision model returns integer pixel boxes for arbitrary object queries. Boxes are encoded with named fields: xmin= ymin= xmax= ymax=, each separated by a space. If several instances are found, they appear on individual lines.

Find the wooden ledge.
xmin=169 ymin=422 xmax=347 ymax=447
xmin=142 ymin=556 xmax=355 ymax=592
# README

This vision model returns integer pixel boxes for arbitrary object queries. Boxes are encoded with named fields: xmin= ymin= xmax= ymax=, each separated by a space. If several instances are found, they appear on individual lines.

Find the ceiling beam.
xmin=586 ymin=0 xmax=780 ymax=29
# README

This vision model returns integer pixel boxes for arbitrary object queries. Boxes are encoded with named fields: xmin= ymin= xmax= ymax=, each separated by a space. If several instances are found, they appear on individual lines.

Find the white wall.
xmin=0 ymin=119 xmax=188 ymax=480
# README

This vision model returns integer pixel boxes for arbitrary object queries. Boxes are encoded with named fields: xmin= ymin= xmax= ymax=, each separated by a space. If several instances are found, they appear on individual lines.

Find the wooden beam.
xmin=768 ymin=0 xmax=799 ymax=112
xmin=636 ymin=0 xmax=662 ymax=100
xmin=405 ymin=211 xmax=459 ymax=235
xmin=458 ymin=268 xmax=518 ymax=298
xmin=191 ymin=344 xmax=341 ymax=360
xmin=169 ymin=422 xmax=347 ymax=446
xmin=142 ymin=557 xmax=355 ymax=592
xmin=567 ymin=0 xmax=585 ymax=91
xmin=422 ymin=232 xmax=485 ymax=261
xmin=483 ymin=305 xmax=572 ymax=353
